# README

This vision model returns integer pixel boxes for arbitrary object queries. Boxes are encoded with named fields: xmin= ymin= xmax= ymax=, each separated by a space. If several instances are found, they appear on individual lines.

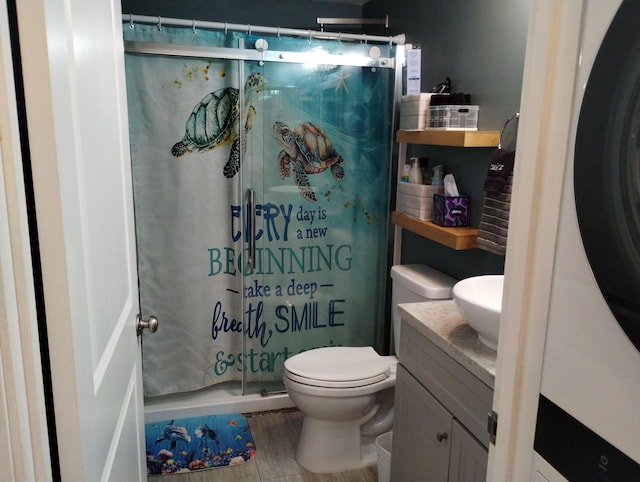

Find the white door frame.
xmin=0 ymin=1 xmax=53 ymax=480
xmin=488 ymin=1 xmax=587 ymax=480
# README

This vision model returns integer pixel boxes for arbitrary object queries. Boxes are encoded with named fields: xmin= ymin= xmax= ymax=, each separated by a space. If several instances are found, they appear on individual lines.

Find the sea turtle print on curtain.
xmin=273 ymin=121 xmax=345 ymax=203
xmin=171 ymin=72 xmax=265 ymax=178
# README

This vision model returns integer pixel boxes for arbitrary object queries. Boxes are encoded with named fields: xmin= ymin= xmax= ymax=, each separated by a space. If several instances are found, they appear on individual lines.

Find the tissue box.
xmin=427 ymin=105 xmax=479 ymax=130
xmin=396 ymin=183 xmax=443 ymax=220
xmin=433 ymin=194 xmax=470 ymax=227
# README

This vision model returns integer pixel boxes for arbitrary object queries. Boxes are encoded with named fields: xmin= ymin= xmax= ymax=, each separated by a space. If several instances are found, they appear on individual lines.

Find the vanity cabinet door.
xmin=391 ymin=365 xmax=452 ymax=482
xmin=448 ymin=419 xmax=488 ymax=482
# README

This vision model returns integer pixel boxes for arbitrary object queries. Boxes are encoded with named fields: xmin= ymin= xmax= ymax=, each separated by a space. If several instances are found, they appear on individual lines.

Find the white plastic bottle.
xmin=409 ymin=157 xmax=423 ymax=184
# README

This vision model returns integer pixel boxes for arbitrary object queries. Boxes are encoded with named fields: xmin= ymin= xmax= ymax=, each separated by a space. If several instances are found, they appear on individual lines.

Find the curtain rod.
xmin=122 ymin=14 xmax=405 ymax=45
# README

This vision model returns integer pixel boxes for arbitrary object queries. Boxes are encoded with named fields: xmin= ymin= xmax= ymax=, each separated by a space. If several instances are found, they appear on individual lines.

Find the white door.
xmin=14 ymin=0 xmax=146 ymax=480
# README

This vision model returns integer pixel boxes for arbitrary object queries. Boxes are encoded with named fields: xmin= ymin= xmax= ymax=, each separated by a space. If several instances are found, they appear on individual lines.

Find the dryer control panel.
xmin=534 ymin=395 xmax=640 ymax=481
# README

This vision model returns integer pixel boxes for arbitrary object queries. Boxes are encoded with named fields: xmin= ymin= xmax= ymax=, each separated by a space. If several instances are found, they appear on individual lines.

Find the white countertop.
xmin=398 ymin=299 xmax=497 ymax=388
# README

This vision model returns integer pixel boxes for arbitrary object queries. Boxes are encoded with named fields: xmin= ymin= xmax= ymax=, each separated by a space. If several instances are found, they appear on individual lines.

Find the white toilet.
xmin=283 ymin=264 xmax=456 ymax=473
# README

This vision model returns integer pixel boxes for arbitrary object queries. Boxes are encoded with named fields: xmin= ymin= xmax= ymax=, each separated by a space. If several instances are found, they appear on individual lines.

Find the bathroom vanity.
xmin=391 ymin=300 xmax=496 ymax=482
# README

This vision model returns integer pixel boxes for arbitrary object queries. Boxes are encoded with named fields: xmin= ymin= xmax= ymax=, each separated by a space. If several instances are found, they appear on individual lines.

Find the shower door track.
xmin=260 ymin=388 xmax=288 ymax=397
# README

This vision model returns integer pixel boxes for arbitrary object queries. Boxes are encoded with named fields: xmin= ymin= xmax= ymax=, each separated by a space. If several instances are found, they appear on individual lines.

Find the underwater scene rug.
xmin=145 ymin=413 xmax=256 ymax=475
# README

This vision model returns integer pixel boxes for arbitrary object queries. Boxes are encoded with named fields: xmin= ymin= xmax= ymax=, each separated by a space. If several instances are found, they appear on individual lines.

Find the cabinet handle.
xmin=436 ymin=432 xmax=448 ymax=442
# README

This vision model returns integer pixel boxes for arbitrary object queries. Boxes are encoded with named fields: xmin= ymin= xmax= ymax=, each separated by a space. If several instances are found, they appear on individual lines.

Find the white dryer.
xmin=533 ymin=1 xmax=640 ymax=480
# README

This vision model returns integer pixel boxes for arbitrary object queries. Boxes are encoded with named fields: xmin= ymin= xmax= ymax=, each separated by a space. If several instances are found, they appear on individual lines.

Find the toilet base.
xmin=295 ymin=416 xmax=377 ymax=473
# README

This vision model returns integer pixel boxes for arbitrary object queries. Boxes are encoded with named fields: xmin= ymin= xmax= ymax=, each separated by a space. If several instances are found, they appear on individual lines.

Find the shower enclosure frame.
xmin=123 ymin=15 xmax=406 ymax=419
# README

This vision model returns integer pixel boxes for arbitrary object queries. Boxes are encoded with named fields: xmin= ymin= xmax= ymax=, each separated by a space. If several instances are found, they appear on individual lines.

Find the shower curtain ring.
xmin=363 ymin=34 xmax=368 ymax=44
xmin=157 ymin=16 xmax=162 ymax=31
xmin=128 ymin=14 xmax=134 ymax=30
xmin=248 ymin=24 xmax=252 ymax=35
xmin=192 ymin=19 xmax=196 ymax=35
xmin=338 ymin=32 xmax=342 ymax=42
xmin=224 ymin=22 xmax=228 ymax=34
xmin=308 ymin=29 xmax=312 ymax=42
xmin=277 ymin=26 xmax=281 ymax=39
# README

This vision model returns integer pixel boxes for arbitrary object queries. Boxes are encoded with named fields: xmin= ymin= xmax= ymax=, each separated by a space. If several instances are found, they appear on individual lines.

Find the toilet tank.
xmin=390 ymin=264 xmax=456 ymax=355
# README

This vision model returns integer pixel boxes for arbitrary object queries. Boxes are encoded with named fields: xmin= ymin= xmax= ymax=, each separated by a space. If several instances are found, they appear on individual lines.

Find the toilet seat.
xmin=284 ymin=346 xmax=391 ymax=388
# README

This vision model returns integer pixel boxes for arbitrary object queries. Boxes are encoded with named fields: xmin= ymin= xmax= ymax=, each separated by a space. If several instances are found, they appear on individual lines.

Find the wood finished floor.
xmin=147 ymin=409 xmax=378 ymax=482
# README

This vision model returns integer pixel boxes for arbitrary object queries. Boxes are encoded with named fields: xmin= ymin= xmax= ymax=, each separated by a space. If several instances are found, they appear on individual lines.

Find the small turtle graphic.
xmin=171 ymin=72 xmax=265 ymax=178
xmin=273 ymin=121 xmax=345 ymax=202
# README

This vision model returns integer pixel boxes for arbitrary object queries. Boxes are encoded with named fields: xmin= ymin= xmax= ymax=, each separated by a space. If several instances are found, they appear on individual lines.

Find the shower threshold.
xmin=144 ymin=381 xmax=294 ymax=424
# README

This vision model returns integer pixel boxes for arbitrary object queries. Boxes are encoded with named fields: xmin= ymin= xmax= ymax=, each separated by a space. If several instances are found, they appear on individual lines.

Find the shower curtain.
xmin=123 ymin=23 xmax=397 ymax=397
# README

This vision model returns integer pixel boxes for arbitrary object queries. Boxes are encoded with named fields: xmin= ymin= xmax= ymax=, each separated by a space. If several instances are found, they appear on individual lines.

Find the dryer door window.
xmin=574 ymin=0 xmax=640 ymax=351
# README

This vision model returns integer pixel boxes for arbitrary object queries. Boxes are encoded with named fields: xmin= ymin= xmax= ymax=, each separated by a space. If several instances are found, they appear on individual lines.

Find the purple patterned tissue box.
xmin=433 ymin=194 xmax=470 ymax=227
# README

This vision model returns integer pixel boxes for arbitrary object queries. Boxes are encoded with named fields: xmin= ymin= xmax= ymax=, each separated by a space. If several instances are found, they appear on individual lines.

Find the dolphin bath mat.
xmin=145 ymin=414 xmax=256 ymax=475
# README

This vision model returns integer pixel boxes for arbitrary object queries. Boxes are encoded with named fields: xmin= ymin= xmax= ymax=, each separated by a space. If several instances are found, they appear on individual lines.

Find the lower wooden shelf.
xmin=392 ymin=211 xmax=478 ymax=250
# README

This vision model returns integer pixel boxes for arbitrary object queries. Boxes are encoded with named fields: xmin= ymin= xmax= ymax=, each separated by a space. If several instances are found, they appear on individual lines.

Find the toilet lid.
xmin=284 ymin=346 xmax=391 ymax=388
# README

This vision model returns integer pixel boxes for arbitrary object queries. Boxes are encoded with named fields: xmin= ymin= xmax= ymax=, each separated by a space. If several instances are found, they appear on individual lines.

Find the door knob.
xmin=436 ymin=432 xmax=448 ymax=443
xmin=136 ymin=314 xmax=159 ymax=335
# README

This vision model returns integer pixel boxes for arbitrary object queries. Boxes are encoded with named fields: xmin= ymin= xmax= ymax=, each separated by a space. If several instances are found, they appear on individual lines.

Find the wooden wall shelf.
xmin=395 ymin=129 xmax=499 ymax=148
xmin=391 ymin=211 xmax=478 ymax=250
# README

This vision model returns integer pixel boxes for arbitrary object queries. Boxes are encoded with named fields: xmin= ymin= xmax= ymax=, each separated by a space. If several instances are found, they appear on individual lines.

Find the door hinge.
xmin=487 ymin=410 xmax=498 ymax=445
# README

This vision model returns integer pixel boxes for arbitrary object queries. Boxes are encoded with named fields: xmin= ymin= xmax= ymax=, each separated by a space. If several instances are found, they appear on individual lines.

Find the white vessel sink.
xmin=452 ymin=275 xmax=504 ymax=350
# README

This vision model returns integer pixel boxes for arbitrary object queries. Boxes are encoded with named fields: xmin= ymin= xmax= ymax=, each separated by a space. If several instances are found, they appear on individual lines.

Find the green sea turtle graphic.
xmin=171 ymin=72 xmax=265 ymax=178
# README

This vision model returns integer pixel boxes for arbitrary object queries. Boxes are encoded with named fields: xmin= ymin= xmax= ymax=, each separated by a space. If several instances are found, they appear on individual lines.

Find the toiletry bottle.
xmin=432 ymin=164 xmax=444 ymax=186
xmin=401 ymin=163 xmax=411 ymax=182
xmin=409 ymin=157 xmax=423 ymax=184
